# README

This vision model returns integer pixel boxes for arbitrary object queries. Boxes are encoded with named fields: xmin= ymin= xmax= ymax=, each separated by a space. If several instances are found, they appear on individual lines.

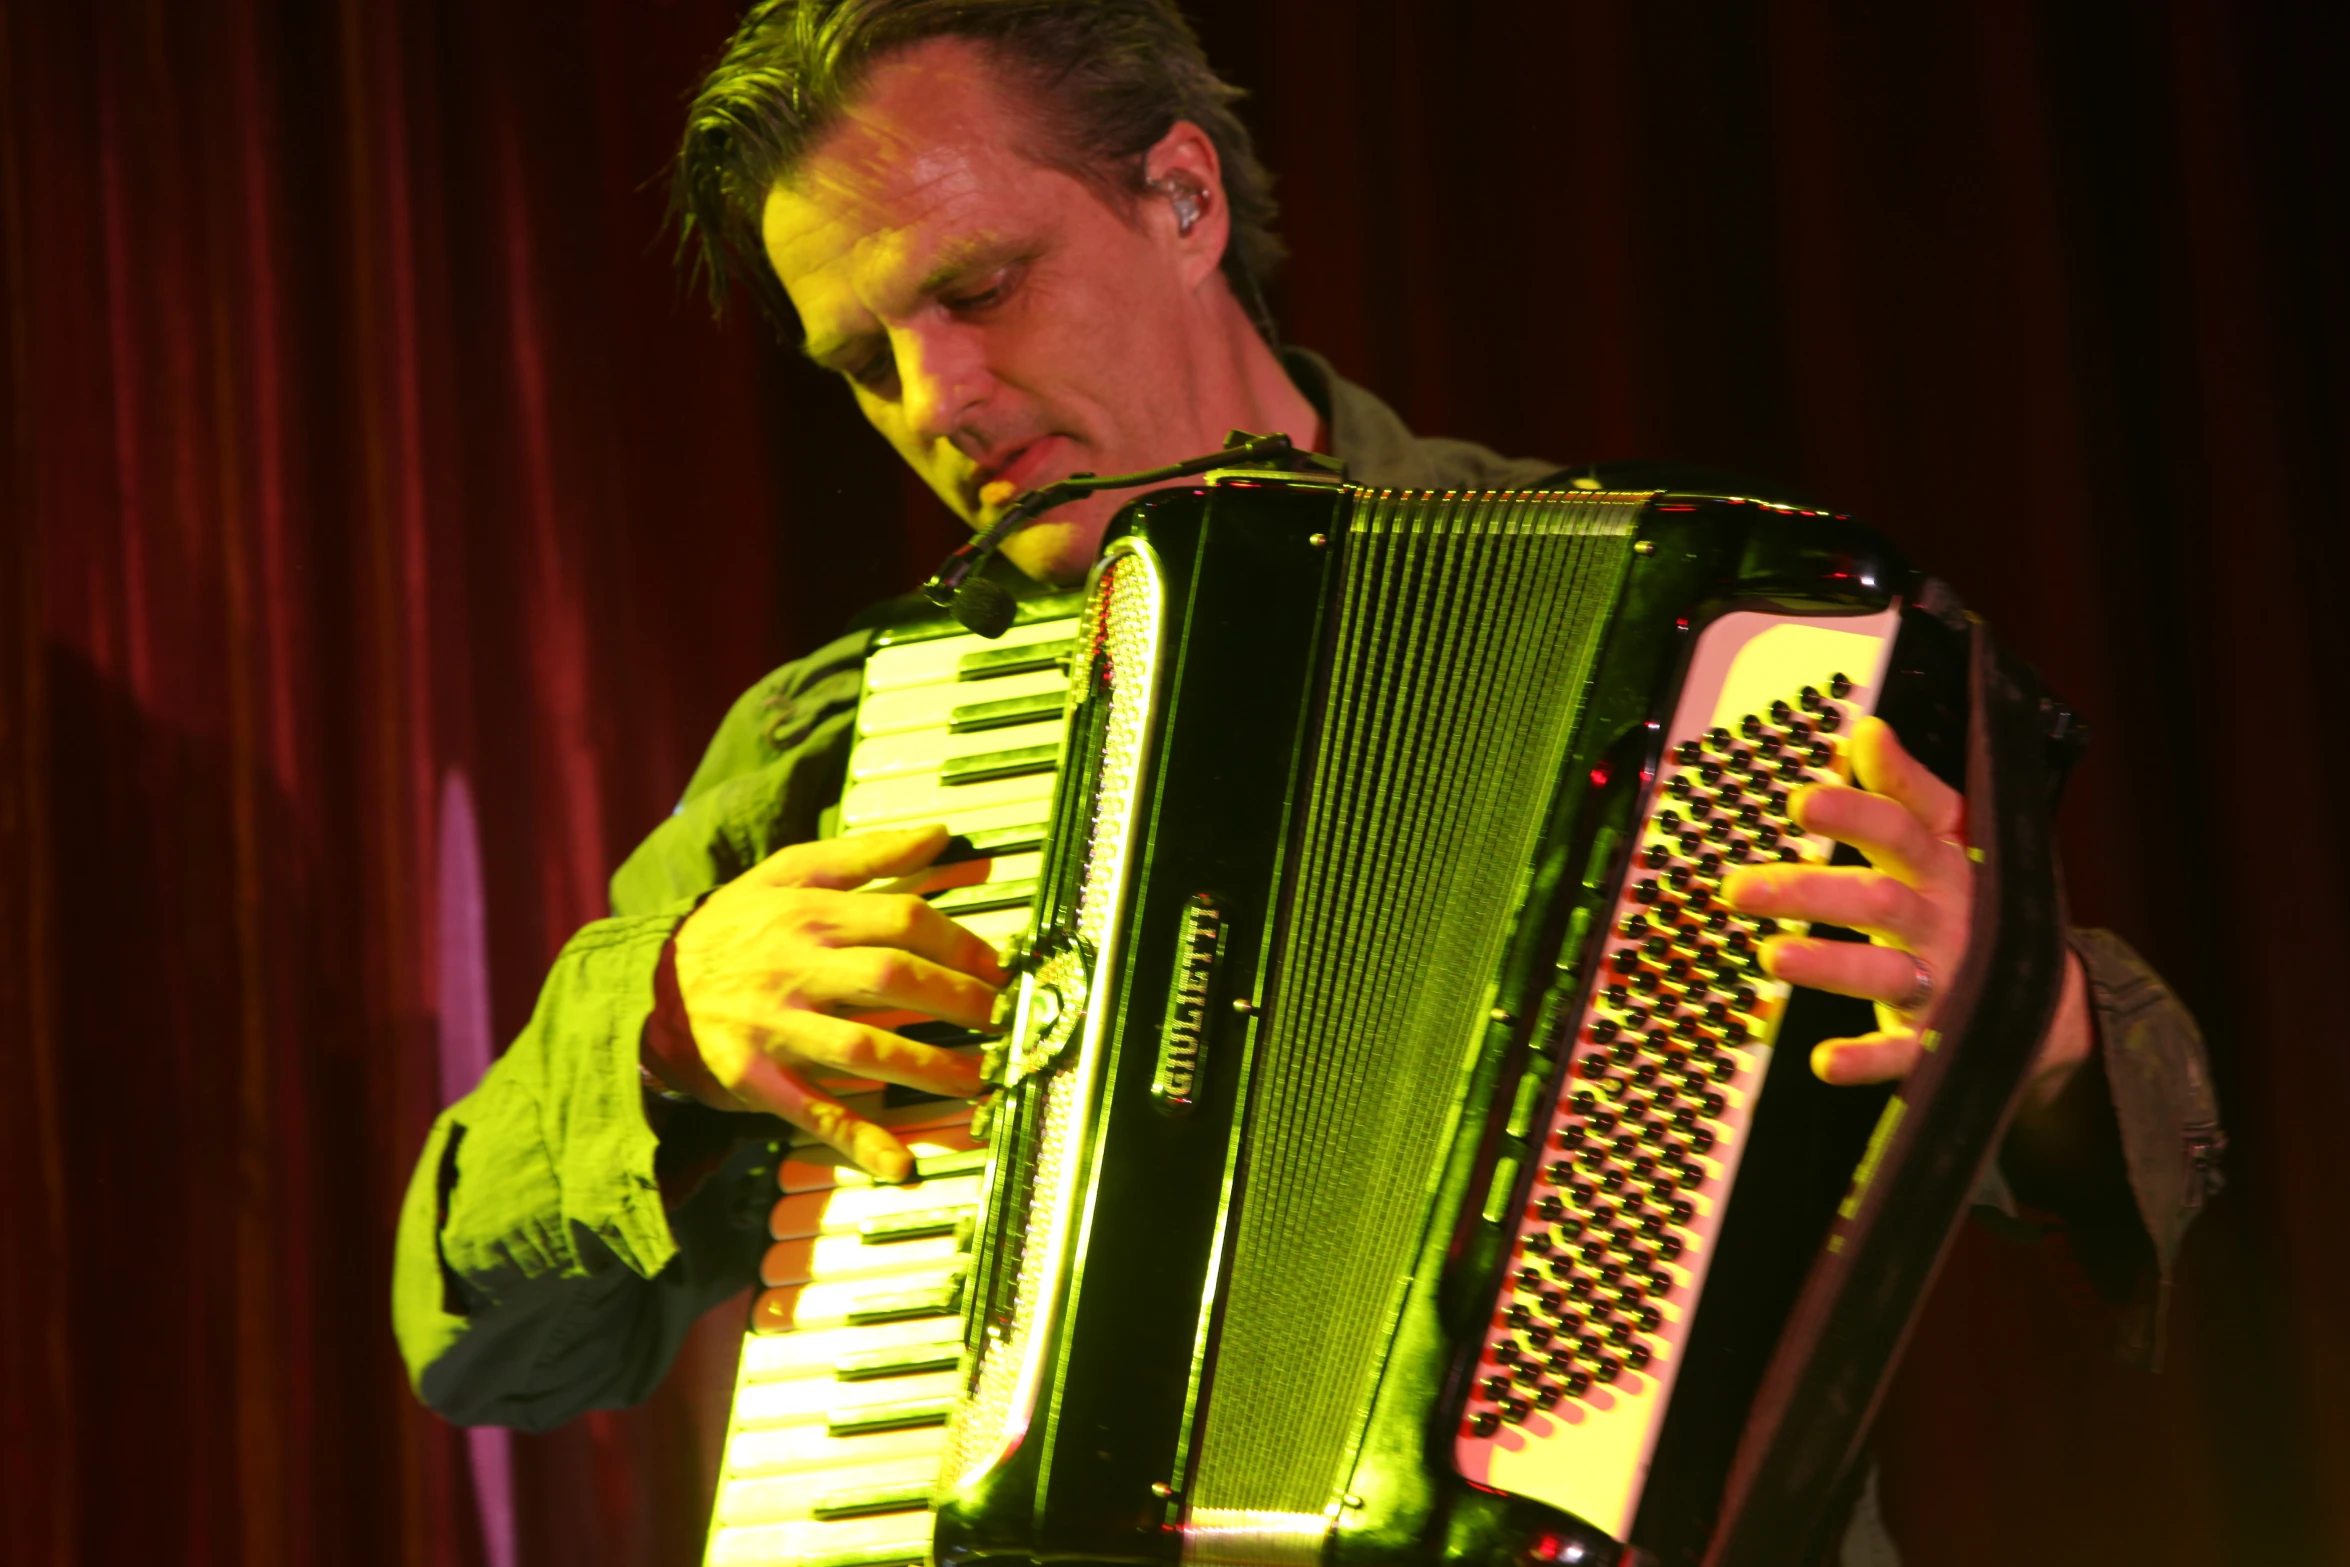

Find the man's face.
xmin=763 ymin=39 xmax=1235 ymax=585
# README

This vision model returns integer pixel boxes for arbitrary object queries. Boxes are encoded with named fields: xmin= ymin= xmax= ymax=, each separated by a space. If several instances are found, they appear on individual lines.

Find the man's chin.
xmin=998 ymin=517 xmax=1108 ymax=588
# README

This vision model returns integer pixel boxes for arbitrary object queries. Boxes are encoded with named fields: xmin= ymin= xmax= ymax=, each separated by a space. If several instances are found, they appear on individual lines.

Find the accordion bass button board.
xmin=1450 ymin=605 xmax=1899 ymax=1541
xmin=701 ymin=481 xmax=2067 ymax=1567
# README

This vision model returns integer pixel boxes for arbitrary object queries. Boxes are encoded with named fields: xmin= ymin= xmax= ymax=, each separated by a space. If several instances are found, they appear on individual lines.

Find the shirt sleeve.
xmin=391 ymin=904 xmax=777 ymax=1429
xmin=391 ymin=630 xmax=870 ymax=1428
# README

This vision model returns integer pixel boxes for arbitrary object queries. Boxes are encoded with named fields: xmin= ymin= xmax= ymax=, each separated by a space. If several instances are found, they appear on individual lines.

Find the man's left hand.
xmin=1720 ymin=716 xmax=2091 ymax=1108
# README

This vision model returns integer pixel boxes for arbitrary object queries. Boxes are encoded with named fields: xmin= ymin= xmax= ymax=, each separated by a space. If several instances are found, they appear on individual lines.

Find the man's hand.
xmin=1720 ymin=717 xmax=2091 ymax=1107
xmin=644 ymin=824 xmax=1003 ymax=1181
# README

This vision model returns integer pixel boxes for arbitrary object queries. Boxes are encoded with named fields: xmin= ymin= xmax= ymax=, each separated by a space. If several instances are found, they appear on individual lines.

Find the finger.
xmin=1810 ymin=1029 xmax=1924 ymax=1086
xmin=791 ymin=889 xmax=1008 ymax=984
xmin=801 ymin=944 xmax=1001 ymax=1030
xmin=717 ymin=1049 xmax=915 ymax=1182
xmin=1760 ymin=935 xmax=1934 ymax=1011
xmin=1847 ymin=718 xmax=1965 ymax=842
xmin=755 ymin=825 xmax=953 ymax=893
xmin=1721 ymin=863 xmax=1937 ymax=947
xmin=770 ymin=1009 xmax=987 ymax=1099
xmin=872 ymin=856 xmax=994 ymax=898
xmin=1788 ymin=783 xmax=1966 ymax=893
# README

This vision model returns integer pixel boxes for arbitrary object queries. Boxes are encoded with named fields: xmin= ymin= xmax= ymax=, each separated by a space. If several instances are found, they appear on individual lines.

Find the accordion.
xmin=703 ymin=475 xmax=2076 ymax=1567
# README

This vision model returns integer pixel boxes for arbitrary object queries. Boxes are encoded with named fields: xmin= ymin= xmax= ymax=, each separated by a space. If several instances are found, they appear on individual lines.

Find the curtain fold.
xmin=4 ymin=1 xmax=2339 ymax=1563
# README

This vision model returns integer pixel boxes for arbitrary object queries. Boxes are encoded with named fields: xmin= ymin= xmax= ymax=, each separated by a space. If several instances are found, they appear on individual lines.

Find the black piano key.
xmin=940 ymin=743 xmax=1060 ymax=788
xmin=833 ymin=1340 xmax=965 ymax=1380
xmin=857 ymin=1206 xmax=975 ymax=1243
xmin=888 ymin=1020 xmax=992 ymax=1053
xmin=927 ymin=878 xmax=1039 ymax=917
xmin=845 ymin=1282 xmax=964 ymax=1325
xmin=879 ymin=1082 xmax=965 ymax=1109
xmin=824 ymin=1395 xmax=954 ymax=1436
xmin=956 ymin=638 xmax=1074 ymax=681
xmin=948 ymin=688 xmax=1066 ymax=733
xmin=936 ymin=822 xmax=1050 ymax=864
xmin=811 ymin=1480 xmax=936 ymax=1520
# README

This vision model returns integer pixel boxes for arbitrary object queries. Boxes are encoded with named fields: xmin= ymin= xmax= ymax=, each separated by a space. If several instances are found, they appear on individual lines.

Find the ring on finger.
xmin=1893 ymin=951 xmax=1935 ymax=1014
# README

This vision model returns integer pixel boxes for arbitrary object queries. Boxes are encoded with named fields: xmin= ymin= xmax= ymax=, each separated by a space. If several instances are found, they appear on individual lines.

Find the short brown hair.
xmin=672 ymin=0 xmax=1284 ymax=337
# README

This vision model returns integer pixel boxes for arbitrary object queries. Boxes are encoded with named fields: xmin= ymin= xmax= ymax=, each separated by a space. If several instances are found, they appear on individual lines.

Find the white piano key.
xmin=849 ymin=718 xmax=1066 ymax=783
xmin=840 ymin=767 xmax=1056 ymax=833
xmin=777 ymin=1129 xmax=984 ymax=1194
xmin=731 ymin=1368 xmax=962 ymax=1430
xmin=738 ymin=1315 xmax=965 ymax=1383
xmin=715 ymin=1453 xmax=941 ymax=1527
xmin=770 ymin=1175 xmax=985 ymax=1240
xmin=858 ymin=666 xmax=1068 ymax=738
xmin=762 ymin=1231 xmax=966 ymax=1288
xmin=755 ymin=1261 xmax=965 ymax=1334
xmin=946 ymin=904 xmax=1031 ymax=956
xmin=841 ymin=797 xmax=1055 ymax=845
xmin=706 ymin=1509 xmax=934 ymax=1567
xmin=863 ymin=618 xmax=1075 ymax=693
xmin=783 ymin=1094 xmax=976 ymax=1150
xmin=979 ymin=850 xmax=1044 ymax=884
xmin=721 ymin=1419 xmax=950 ymax=1481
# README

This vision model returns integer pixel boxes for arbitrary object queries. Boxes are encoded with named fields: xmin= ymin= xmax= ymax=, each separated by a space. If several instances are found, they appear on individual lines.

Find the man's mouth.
xmin=971 ymin=436 xmax=1068 ymax=516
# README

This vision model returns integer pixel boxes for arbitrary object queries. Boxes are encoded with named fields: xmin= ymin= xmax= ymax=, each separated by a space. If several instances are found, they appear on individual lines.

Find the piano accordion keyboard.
xmin=702 ymin=612 xmax=1079 ymax=1567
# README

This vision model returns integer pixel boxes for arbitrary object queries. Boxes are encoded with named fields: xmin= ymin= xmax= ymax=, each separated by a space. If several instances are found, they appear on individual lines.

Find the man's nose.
xmin=895 ymin=323 xmax=991 ymax=449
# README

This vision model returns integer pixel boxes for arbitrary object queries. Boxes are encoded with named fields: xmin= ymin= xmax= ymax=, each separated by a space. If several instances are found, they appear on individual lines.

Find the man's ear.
xmin=1141 ymin=119 xmax=1229 ymax=288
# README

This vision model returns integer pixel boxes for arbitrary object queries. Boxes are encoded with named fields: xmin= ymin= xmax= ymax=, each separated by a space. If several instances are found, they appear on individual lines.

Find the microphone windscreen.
xmin=953 ymin=579 xmax=1018 ymax=639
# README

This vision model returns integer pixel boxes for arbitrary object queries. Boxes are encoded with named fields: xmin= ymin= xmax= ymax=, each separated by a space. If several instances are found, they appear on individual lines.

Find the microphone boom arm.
xmin=921 ymin=431 xmax=1307 ymax=637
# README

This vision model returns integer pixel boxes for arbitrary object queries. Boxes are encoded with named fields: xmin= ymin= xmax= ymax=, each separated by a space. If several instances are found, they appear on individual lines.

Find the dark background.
xmin=3 ymin=1 xmax=2341 ymax=1563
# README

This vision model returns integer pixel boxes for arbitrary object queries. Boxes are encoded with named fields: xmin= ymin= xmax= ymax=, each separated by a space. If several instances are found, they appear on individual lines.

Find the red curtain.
xmin=2 ymin=1 xmax=2338 ymax=1563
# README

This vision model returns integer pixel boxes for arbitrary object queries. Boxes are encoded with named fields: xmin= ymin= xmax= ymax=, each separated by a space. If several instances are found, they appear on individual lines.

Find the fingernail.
xmin=855 ymin=1129 xmax=913 ymax=1184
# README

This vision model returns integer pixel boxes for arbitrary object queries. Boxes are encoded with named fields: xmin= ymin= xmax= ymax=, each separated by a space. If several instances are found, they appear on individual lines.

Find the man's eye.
xmin=848 ymin=348 xmax=896 ymax=390
xmin=946 ymin=266 xmax=1021 ymax=314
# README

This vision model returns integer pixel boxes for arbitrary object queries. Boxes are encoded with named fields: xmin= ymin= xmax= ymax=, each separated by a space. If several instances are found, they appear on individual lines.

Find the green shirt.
xmin=393 ymin=350 xmax=2221 ymax=1440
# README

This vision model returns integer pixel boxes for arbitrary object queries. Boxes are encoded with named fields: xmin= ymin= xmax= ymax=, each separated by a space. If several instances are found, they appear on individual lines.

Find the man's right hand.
xmin=643 ymin=824 xmax=1003 ymax=1181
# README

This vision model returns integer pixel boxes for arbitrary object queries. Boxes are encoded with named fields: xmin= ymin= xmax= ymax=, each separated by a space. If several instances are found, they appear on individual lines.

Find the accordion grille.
xmin=1191 ymin=490 xmax=1641 ymax=1521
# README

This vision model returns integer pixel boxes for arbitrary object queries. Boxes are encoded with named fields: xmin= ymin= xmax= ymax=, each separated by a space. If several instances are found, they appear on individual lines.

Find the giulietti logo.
xmin=1151 ymin=894 xmax=1226 ymax=1114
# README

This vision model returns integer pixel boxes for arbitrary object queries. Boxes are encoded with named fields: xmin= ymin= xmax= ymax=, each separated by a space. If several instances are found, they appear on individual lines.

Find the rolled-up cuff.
xmin=2072 ymin=926 xmax=2224 ymax=1366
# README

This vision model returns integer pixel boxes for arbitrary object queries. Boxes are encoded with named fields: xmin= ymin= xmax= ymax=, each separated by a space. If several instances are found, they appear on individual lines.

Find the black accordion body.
xmin=719 ymin=474 xmax=2076 ymax=1567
